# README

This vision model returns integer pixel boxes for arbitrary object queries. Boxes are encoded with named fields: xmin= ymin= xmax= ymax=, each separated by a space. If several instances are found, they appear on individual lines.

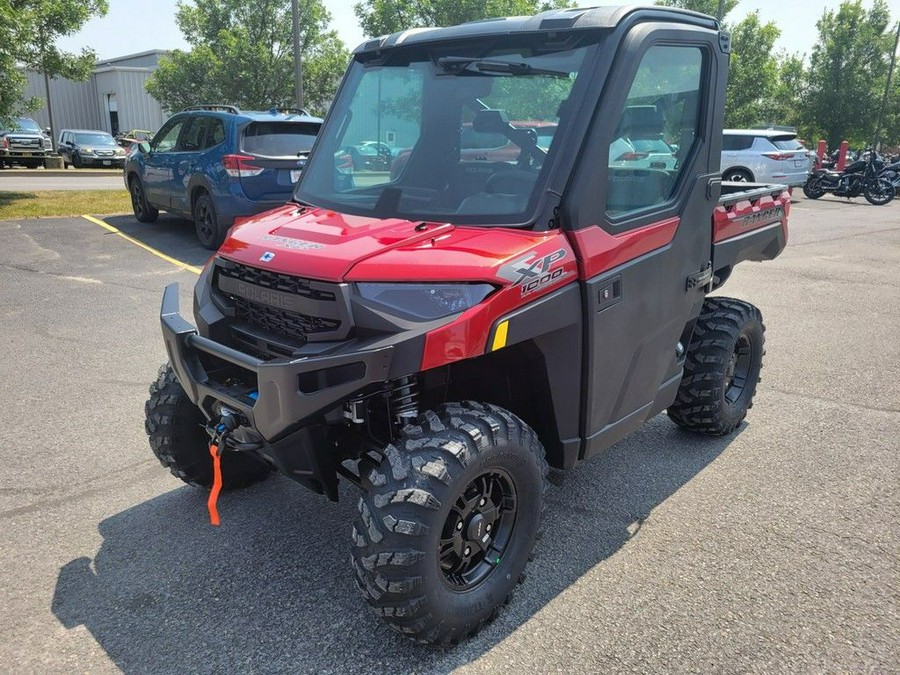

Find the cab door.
xmin=562 ymin=26 xmax=728 ymax=458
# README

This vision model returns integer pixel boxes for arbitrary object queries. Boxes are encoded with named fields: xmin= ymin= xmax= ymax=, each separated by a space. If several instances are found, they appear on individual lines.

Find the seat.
xmin=456 ymin=169 xmax=538 ymax=215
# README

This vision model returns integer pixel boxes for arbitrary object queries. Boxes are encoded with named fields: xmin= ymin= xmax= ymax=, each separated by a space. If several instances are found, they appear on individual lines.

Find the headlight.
xmin=81 ymin=147 xmax=94 ymax=154
xmin=357 ymin=283 xmax=494 ymax=320
xmin=115 ymin=148 xmax=125 ymax=156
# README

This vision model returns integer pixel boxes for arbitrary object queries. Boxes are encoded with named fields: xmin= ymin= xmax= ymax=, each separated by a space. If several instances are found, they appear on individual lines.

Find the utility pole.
xmin=39 ymin=26 xmax=57 ymax=152
xmin=717 ymin=0 xmax=725 ymax=21
xmin=873 ymin=21 xmax=900 ymax=152
xmin=291 ymin=0 xmax=304 ymax=111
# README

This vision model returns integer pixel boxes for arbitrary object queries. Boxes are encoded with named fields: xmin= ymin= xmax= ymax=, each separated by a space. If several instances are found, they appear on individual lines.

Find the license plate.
xmin=21 ymin=152 xmax=33 ymax=157
xmin=290 ymin=169 xmax=302 ymax=183
xmin=103 ymin=160 xmax=111 ymax=166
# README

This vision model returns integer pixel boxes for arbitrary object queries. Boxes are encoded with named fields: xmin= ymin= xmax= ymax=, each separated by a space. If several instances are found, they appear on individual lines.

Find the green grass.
xmin=0 ymin=190 xmax=132 ymax=220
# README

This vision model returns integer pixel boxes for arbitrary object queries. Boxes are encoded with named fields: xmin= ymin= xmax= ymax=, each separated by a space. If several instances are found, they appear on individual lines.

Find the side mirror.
xmin=44 ymin=127 xmax=51 ymax=135
xmin=138 ymin=141 xmax=151 ymax=154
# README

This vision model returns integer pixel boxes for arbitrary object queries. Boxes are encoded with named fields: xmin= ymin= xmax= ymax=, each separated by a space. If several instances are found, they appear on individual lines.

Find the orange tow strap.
xmin=208 ymin=443 xmax=222 ymax=526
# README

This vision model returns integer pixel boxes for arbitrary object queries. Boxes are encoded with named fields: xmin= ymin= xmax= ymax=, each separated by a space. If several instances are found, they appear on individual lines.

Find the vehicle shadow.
xmin=104 ymin=214 xmax=211 ymax=269
xmin=51 ymin=415 xmax=739 ymax=673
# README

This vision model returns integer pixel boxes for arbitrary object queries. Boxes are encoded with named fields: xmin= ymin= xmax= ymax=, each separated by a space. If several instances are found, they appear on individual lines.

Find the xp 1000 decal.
xmin=498 ymin=248 xmax=570 ymax=296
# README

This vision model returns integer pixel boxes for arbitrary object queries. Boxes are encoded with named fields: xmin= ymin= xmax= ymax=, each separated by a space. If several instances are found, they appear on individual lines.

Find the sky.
xmin=55 ymin=0 xmax=900 ymax=62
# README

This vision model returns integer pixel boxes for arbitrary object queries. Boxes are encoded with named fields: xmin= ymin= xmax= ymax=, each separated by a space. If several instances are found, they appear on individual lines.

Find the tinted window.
xmin=242 ymin=122 xmax=320 ymax=156
xmin=205 ymin=119 xmax=225 ymax=148
xmin=773 ymin=137 xmax=804 ymax=150
xmin=153 ymin=120 xmax=185 ymax=152
xmin=178 ymin=117 xmax=207 ymax=151
xmin=723 ymin=135 xmax=754 ymax=151
xmin=606 ymin=46 xmax=703 ymax=218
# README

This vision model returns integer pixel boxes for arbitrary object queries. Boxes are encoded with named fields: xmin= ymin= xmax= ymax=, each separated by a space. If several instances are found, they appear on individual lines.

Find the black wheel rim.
xmin=439 ymin=469 xmax=517 ymax=590
xmin=725 ymin=332 xmax=753 ymax=405
xmin=196 ymin=199 xmax=215 ymax=243
xmin=131 ymin=181 xmax=144 ymax=217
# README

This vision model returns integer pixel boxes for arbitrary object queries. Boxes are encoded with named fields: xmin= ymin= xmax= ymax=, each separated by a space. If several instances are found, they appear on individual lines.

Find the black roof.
xmin=353 ymin=5 xmax=718 ymax=54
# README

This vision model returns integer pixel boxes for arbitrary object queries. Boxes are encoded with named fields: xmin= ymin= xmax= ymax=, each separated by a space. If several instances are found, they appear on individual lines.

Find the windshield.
xmin=14 ymin=118 xmax=42 ymax=133
xmin=296 ymin=38 xmax=595 ymax=225
xmin=75 ymin=133 xmax=116 ymax=146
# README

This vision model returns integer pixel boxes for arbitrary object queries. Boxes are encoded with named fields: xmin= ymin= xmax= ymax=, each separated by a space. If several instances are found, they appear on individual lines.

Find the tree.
xmin=803 ymin=0 xmax=894 ymax=149
xmin=353 ymin=0 xmax=574 ymax=38
xmin=0 ymin=0 xmax=107 ymax=135
xmin=146 ymin=0 xmax=348 ymax=116
xmin=723 ymin=11 xmax=780 ymax=127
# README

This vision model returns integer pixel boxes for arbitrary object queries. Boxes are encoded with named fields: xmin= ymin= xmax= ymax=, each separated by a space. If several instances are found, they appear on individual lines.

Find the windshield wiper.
xmin=436 ymin=56 xmax=570 ymax=78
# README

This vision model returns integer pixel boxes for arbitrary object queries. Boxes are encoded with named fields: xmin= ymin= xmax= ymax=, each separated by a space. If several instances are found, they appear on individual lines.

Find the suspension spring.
xmin=389 ymin=375 xmax=419 ymax=425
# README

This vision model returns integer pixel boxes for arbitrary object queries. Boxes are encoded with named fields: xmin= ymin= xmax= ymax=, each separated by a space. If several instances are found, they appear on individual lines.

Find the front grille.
xmin=232 ymin=296 xmax=340 ymax=337
xmin=214 ymin=261 xmax=348 ymax=348
xmin=218 ymin=263 xmax=336 ymax=301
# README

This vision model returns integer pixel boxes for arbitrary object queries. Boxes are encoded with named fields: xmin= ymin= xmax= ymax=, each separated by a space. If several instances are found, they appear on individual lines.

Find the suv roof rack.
xmin=182 ymin=104 xmax=241 ymax=114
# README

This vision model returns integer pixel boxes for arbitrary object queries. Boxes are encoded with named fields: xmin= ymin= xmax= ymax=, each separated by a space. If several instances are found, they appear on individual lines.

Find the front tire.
xmin=352 ymin=402 xmax=548 ymax=644
xmin=864 ymin=178 xmax=895 ymax=206
xmin=145 ymin=364 xmax=272 ymax=489
xmin=129 ymin=175 xmax=159 ymax=223
xmin=667 ymin=297 xmax=765 ymax=435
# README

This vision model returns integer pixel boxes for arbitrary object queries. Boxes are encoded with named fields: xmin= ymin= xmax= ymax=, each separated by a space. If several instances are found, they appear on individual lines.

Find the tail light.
xmin=615 ymin=152 xmax=650 ymax=161
xmin=222 ymin=154 xmax=264 ymax=178
xmin=762 ymin=152 xmax=796 ymax=161
xmin=336 ymin=152 xmax=352 ymax=170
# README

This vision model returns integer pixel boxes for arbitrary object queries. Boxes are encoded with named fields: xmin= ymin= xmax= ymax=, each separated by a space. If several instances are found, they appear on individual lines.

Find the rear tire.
xmin=129 ymin=175 xmax=159 ymax=223
xmin=802 ymin=176 xmax=825 ymax=199
xmin=722 ymin=168 xmax=753 ymax=183
xmin=667 ymin=297 xmax=765 ymax=435
xmin=351 ymin=402 xmax=548 ymax=644
xmin=863 ymin=178 xmax=894 ymax=206
xmin=145 ymin=364 xmax=272 ymax=490
xmin=192 ymin=191 xmax=225 ymax=249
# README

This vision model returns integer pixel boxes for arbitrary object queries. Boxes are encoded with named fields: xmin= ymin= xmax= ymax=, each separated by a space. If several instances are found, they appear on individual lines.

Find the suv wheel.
xmin=129 ymin=176 xmax=159 ymax=223
xmin=722 ymin=168 xmax=753 ymax=182
xmin=192 ymin=191 xmax=225 ymax=249
xmin=72 ymin=153 xmax=82 ymax=169
xmin=667 ymin=297 xmax=765 ymax=435
xmin=145 ymin=364 xmax=272 ymax=489
xmin=352 ymin=402 xmax=548 ymax=644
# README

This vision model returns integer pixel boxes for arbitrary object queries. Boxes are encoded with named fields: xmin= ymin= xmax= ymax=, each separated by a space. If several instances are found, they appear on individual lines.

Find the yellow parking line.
xmin=81 ymin=215 xmax=202 ymax=275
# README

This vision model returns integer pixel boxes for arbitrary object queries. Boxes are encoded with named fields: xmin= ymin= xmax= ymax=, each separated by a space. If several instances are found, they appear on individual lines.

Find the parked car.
xmin=608 ymin=105 xmax=678 ymax=170
xmin=721 ymin=129 xmax=813 ymax=186
xmin=0 ymin=117 xmax=51 ymax=168
xmin=124 ymin=105 xmax=323 ymax=248
xmin=116 ymin=129 xmax=154 ymax=150
xmin=344 ymin=141 xmax=393 ymax=170
xmin=58 ymin=129 xmax=127 ymax=168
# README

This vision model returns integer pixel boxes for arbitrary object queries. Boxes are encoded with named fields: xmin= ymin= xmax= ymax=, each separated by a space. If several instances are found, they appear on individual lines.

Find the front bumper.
xmin=161 ymin=282 xmax=394 ymax=442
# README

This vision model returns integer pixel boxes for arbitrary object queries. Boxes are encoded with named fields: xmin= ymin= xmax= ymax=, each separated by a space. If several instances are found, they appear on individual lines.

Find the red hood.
xmin=219 ymin=204 xmax=564 ymax=283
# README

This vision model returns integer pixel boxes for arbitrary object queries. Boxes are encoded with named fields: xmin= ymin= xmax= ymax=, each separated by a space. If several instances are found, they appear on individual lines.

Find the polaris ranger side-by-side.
xmin=146 ymin=5 xmax=789 ymax=644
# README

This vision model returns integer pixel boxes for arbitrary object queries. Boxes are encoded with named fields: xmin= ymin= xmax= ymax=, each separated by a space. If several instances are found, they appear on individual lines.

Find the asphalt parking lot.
xmin=0 ymin=196 xmax=897 ymax=673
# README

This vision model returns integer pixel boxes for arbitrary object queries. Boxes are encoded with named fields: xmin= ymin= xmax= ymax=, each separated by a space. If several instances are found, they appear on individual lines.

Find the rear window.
xmin=772 ymin=136 xmax=804 ymax=150
xmin=241 ymin=121 xmax=320 ymax=157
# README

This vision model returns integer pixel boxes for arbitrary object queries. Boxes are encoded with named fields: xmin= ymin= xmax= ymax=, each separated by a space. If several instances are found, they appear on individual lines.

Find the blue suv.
xmin=124 ymin=105 xmax=322 ymax=248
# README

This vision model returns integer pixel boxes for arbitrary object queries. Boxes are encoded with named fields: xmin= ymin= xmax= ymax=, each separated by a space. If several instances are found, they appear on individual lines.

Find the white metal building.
xmin=22 ymin=50 xmax=169 ymax=139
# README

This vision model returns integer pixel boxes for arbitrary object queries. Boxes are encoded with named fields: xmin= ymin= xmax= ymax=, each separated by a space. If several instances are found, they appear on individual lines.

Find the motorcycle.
xmin=803 ymin=149 xmax=894 ymax=205
xmin=879 ymin=158 xmax=900 ymax=193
